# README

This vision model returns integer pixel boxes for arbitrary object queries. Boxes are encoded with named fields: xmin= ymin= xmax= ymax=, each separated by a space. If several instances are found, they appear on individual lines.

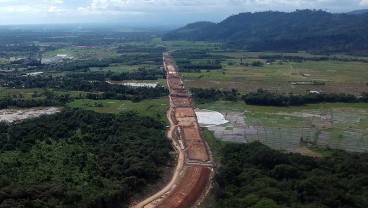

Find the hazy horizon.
xmin=0 ymin=0 xmax=367 ymax=28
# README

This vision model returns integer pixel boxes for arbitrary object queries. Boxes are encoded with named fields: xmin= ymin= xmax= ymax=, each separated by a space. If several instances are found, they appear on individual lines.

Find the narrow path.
xmin=132 ymin=108 xmax=185 ymax=208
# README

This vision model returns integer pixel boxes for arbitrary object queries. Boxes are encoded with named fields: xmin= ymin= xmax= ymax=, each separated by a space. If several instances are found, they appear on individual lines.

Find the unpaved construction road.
xmin=132 ymin=53 xmax=213 ymax=208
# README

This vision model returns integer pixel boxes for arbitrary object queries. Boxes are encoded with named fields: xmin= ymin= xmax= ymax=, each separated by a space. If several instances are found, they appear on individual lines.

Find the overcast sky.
xmin=0 ymin=0 xmax=367 ymax=27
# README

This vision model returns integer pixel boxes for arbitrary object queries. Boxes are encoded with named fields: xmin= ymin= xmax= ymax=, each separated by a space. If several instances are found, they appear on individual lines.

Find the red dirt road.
xmin=156 ymin=166 xmax=211 ymax=208
xmin=132 ymin=52 xmax=213 ymax=208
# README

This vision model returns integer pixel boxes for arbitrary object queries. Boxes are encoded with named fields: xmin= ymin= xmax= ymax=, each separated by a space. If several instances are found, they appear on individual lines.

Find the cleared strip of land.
xmin=132 ymin=53 xmax=213 ymax=208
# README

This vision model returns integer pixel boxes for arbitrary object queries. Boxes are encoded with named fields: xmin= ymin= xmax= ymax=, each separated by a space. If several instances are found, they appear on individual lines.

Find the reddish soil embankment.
xmin=133 ymin=52 xmax=213 ymax=208
xmin=156 ymin=166 xmax=211 ymax=208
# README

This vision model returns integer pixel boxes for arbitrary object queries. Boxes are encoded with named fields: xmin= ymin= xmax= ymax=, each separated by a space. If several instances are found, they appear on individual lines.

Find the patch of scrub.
xmin=195 ymin=109 xmax=229 ymax=127
xmin=117 ymin=104 xmax=128 ymax=110
xmin=0 ymin=107 xmax=60 ymax=123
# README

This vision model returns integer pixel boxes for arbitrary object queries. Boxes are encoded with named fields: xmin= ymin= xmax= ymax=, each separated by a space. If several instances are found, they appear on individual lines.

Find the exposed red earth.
xmin=156 ymin=166 xmax=211 ymax=208
xmin=132 ymin=53 xmax=213 ymax=208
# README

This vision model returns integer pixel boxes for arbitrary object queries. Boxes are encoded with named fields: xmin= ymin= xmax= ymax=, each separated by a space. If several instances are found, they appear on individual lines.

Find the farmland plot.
xmin=196 ymin=103 xmax=368 ymax=154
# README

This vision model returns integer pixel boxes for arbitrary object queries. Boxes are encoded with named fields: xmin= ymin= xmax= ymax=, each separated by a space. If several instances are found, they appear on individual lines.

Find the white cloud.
xmin=79 ymin=0 xmax=365 ymax=14
xmin=0 ymin=0 xmax=67 ymax=14
xmin=0 ymin=0 xmax=367 ymax=25
xmin=360 ymin=0 xmax=368 ymax=6
xmin=0 ymin=5 xmax=42 ymax=13
xmin=44 ymin=0 xmax=64 ymax=3
xmin=79 ymin=0 xmax=237 ymax=14
xmin=0 ymin=0 xmax=366 ymax=15
xmin=90 ymin=0 xmax=129 ymax=11
xmin=48 ymin=6 xmax=61 ymax=12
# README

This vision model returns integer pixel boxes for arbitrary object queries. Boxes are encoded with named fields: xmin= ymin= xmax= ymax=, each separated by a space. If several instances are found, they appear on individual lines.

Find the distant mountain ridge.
xmin=347 ymin=9 xmax=368 ymax=15
xmin=164 ymin=10 xmax=368 ymax=54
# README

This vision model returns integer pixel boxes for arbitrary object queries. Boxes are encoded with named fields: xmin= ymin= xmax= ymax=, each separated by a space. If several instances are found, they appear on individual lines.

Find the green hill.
xmin=163 ymin=10 xmax=368 ymax=54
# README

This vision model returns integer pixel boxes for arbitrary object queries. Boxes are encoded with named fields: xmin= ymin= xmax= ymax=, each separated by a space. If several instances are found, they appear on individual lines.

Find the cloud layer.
xmin=0 ymin=0 xmax=367 ymax=25
xmin=360 ymin=0 xmax=368 ymax=6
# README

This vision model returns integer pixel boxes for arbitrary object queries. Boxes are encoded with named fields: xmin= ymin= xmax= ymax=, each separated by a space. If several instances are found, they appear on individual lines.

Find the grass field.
xmin=0 ymin=88 xmax=44 ymax=99
xmin=67 ymin=98 xmax=169 ymax=118
xmin=0 ymin=88 xmax=93 ymax=100
xmin=202 ymin=130 xmax=223 ymax=163
xmin=43 ymin=47 xmax=118 ymax=59
xmin=162 ymin=40 xmax=223 ymax=51
xmin=90 ymin=65 xmax=140 ymax=73
xmin=179 ymin=51 xmax=368 ymax=95
xmin=216 ymin=51 xmax=368 ymax=61
xmin=197 ymin=100 xmax=368 ymax=113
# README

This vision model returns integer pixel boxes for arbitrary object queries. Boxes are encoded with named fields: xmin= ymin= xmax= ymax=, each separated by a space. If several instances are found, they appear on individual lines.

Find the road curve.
xmin=132 ymin=52 xmax=213 ymax=208
xmin=132 ymin=109 xmax=185 ymax=208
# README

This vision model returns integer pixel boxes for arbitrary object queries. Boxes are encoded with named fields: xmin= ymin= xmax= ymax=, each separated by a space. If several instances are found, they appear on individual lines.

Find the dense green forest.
xmin=242 ymin=89 xmax=368 ymax=106
xmin=191 ymin=88 xmax=368 ymax=106
xmin=0 ymin=110 xmax=172 ymax=207
xmin=211 ymin=142 xmax=368 ymax=208
xmin=164 ymin=10 xmax=368 ymax=54
xmin=191 ymin=88 xmax=239 ymax=103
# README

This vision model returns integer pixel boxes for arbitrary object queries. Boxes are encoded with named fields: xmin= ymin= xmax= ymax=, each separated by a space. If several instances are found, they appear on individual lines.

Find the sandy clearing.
xmin=123 ymin=82 xmax=158 ymax=88
xmin=0 ymin=107 xmax=61 ymax=123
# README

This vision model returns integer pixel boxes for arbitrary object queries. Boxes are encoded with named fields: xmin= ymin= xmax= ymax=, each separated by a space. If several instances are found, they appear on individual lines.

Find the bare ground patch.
xmin=0 ymin=107 xmax=61 ymax=123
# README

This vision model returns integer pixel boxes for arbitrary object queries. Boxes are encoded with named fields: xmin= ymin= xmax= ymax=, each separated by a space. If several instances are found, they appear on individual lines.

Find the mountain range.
xmin=347 ymin=9 xmax=368 ymax=15
xmin=163 ymin=10 xmax=368 ymax=54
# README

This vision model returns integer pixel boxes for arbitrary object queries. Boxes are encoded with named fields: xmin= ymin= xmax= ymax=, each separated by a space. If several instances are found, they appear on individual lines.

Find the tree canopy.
xmin=211 ymin=142 xmax=368 ymax=208
xmin=0 ymin=109 xmax=172 ymax=207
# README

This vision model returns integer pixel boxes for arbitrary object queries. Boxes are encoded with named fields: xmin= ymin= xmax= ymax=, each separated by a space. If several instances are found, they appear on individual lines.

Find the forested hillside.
xmin=210 ymin=142 xmax=368 ymax=208
xmin=0 ymin=110 xmax=172 ymax=207
xmin=164 ymin=10 xmax=368 ymax=54
xmin=347 ymin=9 xmax=368 ymax=15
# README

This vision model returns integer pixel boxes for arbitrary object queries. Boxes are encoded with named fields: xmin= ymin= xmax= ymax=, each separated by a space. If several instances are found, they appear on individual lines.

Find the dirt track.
xmin=133 ymin=109 xmax=185 ymax=208
xmin=156 ymin=166 xmax=211 ymax=208
xmin=132 ymin=52 xmax=213 ymax=208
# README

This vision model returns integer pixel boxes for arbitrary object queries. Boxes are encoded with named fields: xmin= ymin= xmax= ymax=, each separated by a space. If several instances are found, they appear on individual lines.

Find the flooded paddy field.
xmin=196 ymin=102 xmax=368 ymax=154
